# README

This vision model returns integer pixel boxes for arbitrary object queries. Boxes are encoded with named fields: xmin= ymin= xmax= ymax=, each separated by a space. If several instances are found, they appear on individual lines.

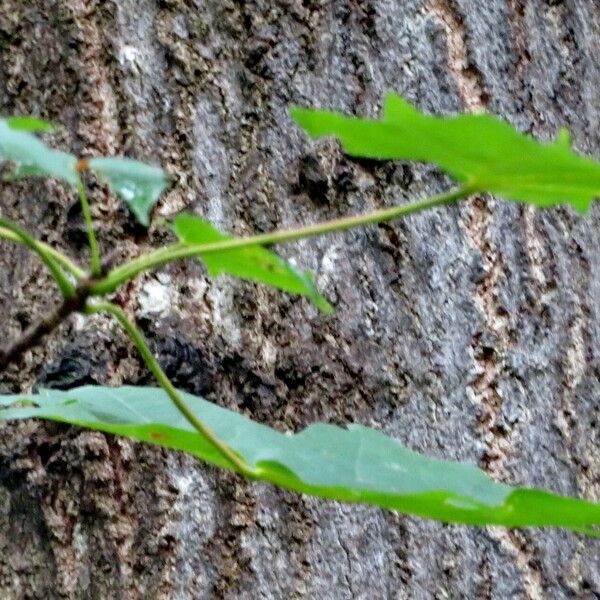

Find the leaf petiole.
xmin=77 ymin=181 xmax=102 ymax=277
xmin=90 ymin=186 xmax=474 ymax=295
xmin=0 ymin=217 xmax=75 ymax=297
xmin=0 ymin=225 xmax=86 ymax=279
xmin=85 ymin=300 xmax=258 ymax=478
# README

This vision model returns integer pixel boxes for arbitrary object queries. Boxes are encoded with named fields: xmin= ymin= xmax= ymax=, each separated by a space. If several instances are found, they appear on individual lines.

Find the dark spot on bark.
xmin=146 ymin=333 xmax=216 ymax=396
xmin=296 ymin=154 xmax=330 ymax=204
xmin=36 ymin=346 xmax=103 ymax=390
xmin=333 ymin=158 xmax=356 ymax=193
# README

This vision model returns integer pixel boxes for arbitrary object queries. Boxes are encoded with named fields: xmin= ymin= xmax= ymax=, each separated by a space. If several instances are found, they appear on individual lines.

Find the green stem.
xmin=0 ymin=217 xmax=75 ymax=297
xmin=86 ymin=301 xmax=258 ymax=478
xmin=91 ymin=186 xmax=473 ymax=295
xmin=0 ymin=225 xmax=86 ymax=279
xmin=77 ymin=181 xmax=101 ymax=276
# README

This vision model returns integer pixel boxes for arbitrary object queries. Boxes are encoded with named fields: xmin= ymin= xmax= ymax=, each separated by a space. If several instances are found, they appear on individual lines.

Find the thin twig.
xmin=77 ymin=181 xmax=101 ymax=276
xmin=0 ymin=283 xmax=91 ymax=369
xmin=91 ymin=186 xmax=474 ymax=295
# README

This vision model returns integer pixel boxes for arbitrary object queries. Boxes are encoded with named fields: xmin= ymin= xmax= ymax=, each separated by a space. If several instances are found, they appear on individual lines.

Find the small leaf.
xmin=1 ymin=385 xmax=599 ymax=533
xmin=291 ymin=93 xmax=600 ymax=214
xmin=173 ymin=213 xmax=332 ymax=312
xmin=0 ymin=119 xmax=78 ymax=185
xmin=88 ymin=157 xmax=169 ymax=226
xmin=6 ymin=116 xmax=58 ymax=133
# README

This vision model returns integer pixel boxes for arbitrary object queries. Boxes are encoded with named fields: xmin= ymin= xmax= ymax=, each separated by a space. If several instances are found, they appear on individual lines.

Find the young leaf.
xmin=172 ymin=213 xmax=332 ymax=312
xmin=0 ymin=119 xmax=78 ymax=185
xmin=87 ymin=157 xmax=169 ymax=226
xmin=5 ymin=116 xmax=57 ymax=133
xmin=0 ymin=385 xmax=599 ymax=534
xmin=291 ymin=93 xmax=600 ymax=213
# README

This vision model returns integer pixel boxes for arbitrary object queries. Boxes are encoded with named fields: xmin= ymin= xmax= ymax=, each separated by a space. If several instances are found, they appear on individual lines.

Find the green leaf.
xmin=291 ymin=93 xmax=600 ymax=213
xmin=172 ymin=213 xmax=333 ymax=313
xmin=0 ymin=119 xmax=78 ymax=185
xmin=0 ymin=385 xmax=599 ymax=534
xmin=5 ymin=116 xmax=58 ymax=133
xmin=88 ymin=157 xmax=169 ymax=226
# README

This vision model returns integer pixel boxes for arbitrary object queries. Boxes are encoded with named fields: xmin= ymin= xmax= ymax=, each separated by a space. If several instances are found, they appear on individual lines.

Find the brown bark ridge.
xmin=0 ymin=1 xmax=599 ymax=598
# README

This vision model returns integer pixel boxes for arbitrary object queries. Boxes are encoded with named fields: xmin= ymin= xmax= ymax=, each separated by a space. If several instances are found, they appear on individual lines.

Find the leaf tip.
xmin=313 ymin=295 xmax=334 ymax=314
xmin=87 ymin=157 xmax=169 ymax=227
xmin=383 ymin=92 xmax=418 ymax=122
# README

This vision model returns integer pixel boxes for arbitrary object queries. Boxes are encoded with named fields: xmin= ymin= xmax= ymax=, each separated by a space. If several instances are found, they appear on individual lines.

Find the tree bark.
xmin=1 ymin=0 xmax=599 ymax=598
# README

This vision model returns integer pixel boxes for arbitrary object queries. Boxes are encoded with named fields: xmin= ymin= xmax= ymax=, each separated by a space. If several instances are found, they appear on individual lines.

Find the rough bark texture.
xmin=1 ymin=1 xmax=600 ymax=598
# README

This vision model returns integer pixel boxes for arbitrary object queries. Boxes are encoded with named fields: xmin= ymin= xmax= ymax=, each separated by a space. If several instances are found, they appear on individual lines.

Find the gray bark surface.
xmin=0 ymin=0 xmax=599 ymax=598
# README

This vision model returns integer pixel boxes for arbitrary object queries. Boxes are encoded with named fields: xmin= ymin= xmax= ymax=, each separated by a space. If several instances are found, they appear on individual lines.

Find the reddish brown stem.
xmin=0 ymin=284 xmax=91 ymax=370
